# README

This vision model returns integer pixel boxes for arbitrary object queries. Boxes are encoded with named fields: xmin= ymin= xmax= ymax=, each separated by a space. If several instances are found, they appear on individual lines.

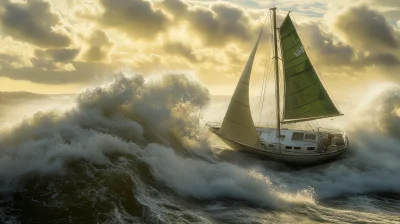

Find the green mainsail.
xmin=279 ymin=15 xmax=342 ymax=123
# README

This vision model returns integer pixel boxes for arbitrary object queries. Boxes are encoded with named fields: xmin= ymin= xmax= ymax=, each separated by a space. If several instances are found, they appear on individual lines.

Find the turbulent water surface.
xmin=0 ymin=74 xmax=399 ymax=224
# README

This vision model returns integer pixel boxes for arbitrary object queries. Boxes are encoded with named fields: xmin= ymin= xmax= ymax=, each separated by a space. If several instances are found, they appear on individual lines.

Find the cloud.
xmin=361 ymin=53 xmax=400 ymax=68
xmin=0 ymin=0 xmax=398 ymax=93
xmin=160 ymin=0 xmax=189 ymax=18
xmin=159 ymin=0 xmax=259 ymax=46
xmin=297 ymin=22 xmax=400 ymax=72
xmin=361 ymin=0 xmax=400 ymax=23
xmin=35 ymin=49 xmax=80 ymax=63
xmin=98 ymin=0 xmax=169 ymax=39
xmin=163 ymin=41 xmax=198 ymax=62
xmin=368 ymin=0 xmax=400 ymax=9
xmin=0 ymin=0 xmax=72 ymax=48
xmin=299 ymin=22 xmax=355 ymax=67
xmin=333 ymin=5 xmax=400 ymax=51
xmin=186 ymin=3 xmax=257 ymax=46
xmin=0 ymin=53 xmax=25 ymax=68
xmin=0 ymin=59 xmax=120 ymax=84
xmin=0 ymin=0 xmax=266 ymax=88
xmin=82 ymin=30 xmax=113 ymax=62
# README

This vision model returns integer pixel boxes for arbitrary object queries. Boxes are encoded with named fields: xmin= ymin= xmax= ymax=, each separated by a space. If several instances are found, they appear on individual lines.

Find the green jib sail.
xmin=279 ymin=15 xmax=342 ymax=123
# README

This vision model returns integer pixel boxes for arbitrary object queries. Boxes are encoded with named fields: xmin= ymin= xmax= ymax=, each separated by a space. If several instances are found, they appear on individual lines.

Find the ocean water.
xmin=0 ymin=74 xmax=399 ymax=224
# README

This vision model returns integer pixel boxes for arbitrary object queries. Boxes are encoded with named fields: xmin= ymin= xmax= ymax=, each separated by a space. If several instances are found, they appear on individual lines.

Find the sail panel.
xmin=219 ymin=30 xmax=263 ymax=147
xmin=279 ymin=15 xmax=342 ymax=122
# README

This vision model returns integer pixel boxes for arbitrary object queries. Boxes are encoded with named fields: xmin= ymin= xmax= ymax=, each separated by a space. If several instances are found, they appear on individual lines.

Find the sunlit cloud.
xmin=0 ymin=0 xmax=398 ymax=95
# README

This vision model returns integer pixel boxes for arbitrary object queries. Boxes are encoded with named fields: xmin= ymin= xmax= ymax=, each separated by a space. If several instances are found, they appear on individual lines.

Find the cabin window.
xmin=285 ymin=146 xmax=292 ymax=149
xmin=294 ymin=147 xmax=301 ymax=150
xmin=268 ymin=144 xmax=274 ymax=148
xmin=305 ymin=134 xmax=317 ymax=140
xmin=292 ymin=132 xmax=304 ymax=140
xmin=307 ymin=147 xmax=315 ymax=150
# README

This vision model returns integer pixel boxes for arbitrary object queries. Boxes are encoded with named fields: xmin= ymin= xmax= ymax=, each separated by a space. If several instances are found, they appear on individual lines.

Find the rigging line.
xmin=260 ymin=39 xmax=273 ymax=122
xmin=264 ymin=13 xmax=272 ymax=124
xmin=257 ymin=11 xmax=271 ymax=116
xmin=290 ymin=13 xmax=342 ymax=113
xmin=274 ymin=10 xmax=280 ymax=120
xmin=278 ymin=57 xmax=285 ymax=118
xmin=257 ymin=50 xmax=270 ymax=123
xmin=313 ymin=119 xmax=321 ymax=129
xmin=277 ymin=8 xmax=284 ymax=26
xmin=307 ymin=121 xmax=316 ymax=131
xmin=257 ymin=12 xmax=273 ymax=124
xmin=258 ymin=12 xmax=271 ymax=123
xmin=264 ymin=11 xmax=276 ymax=125
xmin=306 ymin=122 xmax=315 ymax=132
xmin=277 ymin=8 xmax=289 ymax=120
xmin=208 ymin=134 xmax=222 ymax=146
xmin=313 ymin=119 xmax=320 ymax=130
xmin=315 ymin=122 xmax=320 ymax=131
xmin=277 ymin=8 xmax=293 ymax=119
xmin=276 ymin=9 xmax=284 ymax=119
xmin=267 ymin=11 xmax=276 ymax=124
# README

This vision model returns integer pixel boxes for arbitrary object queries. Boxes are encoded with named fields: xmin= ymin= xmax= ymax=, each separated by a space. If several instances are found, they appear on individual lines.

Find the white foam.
xmin=1 ymin=74 xmax=399 ymax=210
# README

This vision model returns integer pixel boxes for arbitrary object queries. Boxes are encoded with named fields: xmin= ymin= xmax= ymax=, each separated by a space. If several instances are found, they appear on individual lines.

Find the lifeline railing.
xmin=206 ymin=122 xmax=345 ymax=135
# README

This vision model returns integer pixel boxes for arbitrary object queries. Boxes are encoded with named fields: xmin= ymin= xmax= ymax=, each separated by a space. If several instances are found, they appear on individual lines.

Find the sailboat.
xmin=207 ymin=8 xmax=349 ymax=164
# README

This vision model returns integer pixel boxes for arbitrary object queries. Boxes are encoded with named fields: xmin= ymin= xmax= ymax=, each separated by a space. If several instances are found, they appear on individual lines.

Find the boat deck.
xmin=207 ymin=122 xmax=348 ymax=156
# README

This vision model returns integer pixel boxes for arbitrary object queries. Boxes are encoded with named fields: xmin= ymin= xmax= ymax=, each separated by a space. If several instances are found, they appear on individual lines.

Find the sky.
xmin=0 ymin=0 xmax=399 ymax=98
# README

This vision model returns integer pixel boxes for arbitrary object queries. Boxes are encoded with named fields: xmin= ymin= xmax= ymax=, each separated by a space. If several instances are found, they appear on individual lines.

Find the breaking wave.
xmin=0 ymin=73 xmax=399 ymax=223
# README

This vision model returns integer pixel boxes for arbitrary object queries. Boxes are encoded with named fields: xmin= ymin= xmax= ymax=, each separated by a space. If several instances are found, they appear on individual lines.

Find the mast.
xmin=271 ymin=8 xmax=281 ymax=138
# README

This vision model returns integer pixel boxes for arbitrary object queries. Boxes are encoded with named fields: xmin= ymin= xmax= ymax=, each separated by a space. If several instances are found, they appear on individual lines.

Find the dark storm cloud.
xmin=0 ymin=0 xmax=72 ymax=48
xmin=334 ymin=5 xmax=399 ymax=51
xmin=83 ymin=30 xmax=113 ymax=62
xmin=35 ymin=49 xmax=80 ymax=63
xmin=163 ymin=41 xmax=198 ymax=62
xmin=98 ymin=0 xmax=169 ymax=39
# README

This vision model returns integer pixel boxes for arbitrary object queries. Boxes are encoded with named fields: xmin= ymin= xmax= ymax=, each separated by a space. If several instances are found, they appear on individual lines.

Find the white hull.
xmin=210 ymin=127 xmax=348 ymax=165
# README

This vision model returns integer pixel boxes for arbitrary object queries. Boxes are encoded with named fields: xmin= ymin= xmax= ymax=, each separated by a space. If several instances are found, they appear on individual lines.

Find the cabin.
xmin=257 ymin=127 xmax=346 ymax=153
xmin=257 ymin=129 xmax=317 ymax=152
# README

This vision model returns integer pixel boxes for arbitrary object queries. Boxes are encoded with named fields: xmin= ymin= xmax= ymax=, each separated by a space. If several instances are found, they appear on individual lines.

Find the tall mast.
xmin=271 ymin=8 xmax=281 ymax=138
